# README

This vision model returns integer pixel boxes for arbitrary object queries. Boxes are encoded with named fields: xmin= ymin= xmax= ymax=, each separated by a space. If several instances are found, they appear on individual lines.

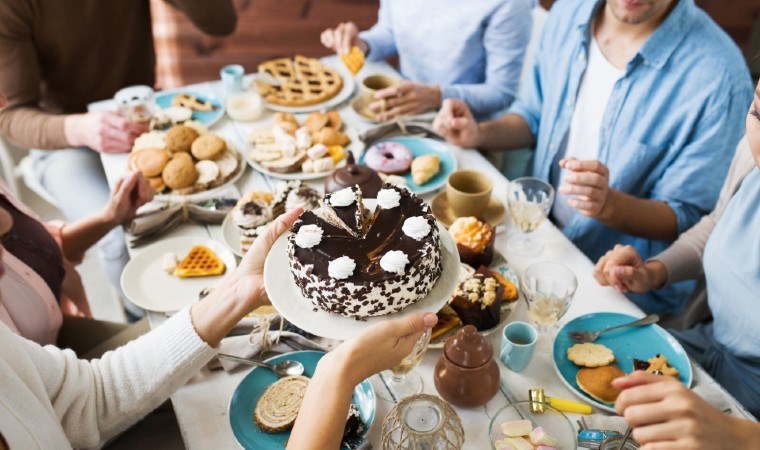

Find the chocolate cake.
xmin=287 ymin=184 xmax=442 ymax=318
xmin=449 ymin=266 xmax=503 ymax=330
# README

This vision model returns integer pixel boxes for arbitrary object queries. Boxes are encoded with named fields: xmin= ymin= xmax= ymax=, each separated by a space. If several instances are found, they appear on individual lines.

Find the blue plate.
xmin=229 ymin=351 xmax=375 ymax=449
xmin=358 ymin=136 xmax=457 ymax=195
xmin=155 ymin=90 xmax=224 ymax=127
xmin=553 ymin=312 xmax=693 ymax=412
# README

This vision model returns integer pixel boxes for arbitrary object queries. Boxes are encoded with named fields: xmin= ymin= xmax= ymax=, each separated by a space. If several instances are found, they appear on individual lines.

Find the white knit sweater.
xmin=0 ymin=307 xmax=216 ymax=449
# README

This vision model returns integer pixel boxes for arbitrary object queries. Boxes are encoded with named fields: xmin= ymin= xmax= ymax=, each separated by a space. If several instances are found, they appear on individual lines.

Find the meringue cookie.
xmin=376 ymin=188 xmax=401 ymax=209
xmin=402 ymin=216 xmax=431 ymax=240
xmin=295 ymin=224 xmax=323 ymax=248
xmin=295 ymin=127 xmax=312 ymax=150
xmin=195 ymin=160 xmax=220 ymax=184
xmin=380 ymin=250 xmax=409 ymax=274
xmin=330 ymin=187 xmax=356 ymax=207
xmin=307 ymin=143 xmax=328 ymax=160
xmin=328 ymin=256 xmax=356 ymax=280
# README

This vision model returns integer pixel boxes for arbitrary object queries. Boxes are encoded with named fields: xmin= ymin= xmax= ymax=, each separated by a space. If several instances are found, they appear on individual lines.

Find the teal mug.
xmin=499 ymin=321 xmax=538 ymax=372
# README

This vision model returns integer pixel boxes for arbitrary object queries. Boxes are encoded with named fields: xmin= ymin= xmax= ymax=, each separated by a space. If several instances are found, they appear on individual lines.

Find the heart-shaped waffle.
xmin=173 ymin=245 xmax=226 ymax=278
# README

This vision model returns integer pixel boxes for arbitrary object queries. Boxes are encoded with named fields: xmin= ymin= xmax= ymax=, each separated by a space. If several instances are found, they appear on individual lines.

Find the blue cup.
xmin=499 ymin=321 xmax=538 ymax=372
xmin=220 ymin=64 xmax=244 ymax=95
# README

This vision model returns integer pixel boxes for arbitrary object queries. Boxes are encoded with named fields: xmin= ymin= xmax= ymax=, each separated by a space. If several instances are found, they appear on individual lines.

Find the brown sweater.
xmin=0 ymin=0 xmax=236 ymax=150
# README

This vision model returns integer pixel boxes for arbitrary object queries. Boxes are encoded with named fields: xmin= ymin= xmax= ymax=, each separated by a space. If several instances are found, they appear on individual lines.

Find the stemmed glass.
xmin=520 ymin=262 xmax=577 ymax=345
xmin=507 ymin=177 xmax=555 ymax=256
xmin=377 ymin=329 xmax=432 ymax=402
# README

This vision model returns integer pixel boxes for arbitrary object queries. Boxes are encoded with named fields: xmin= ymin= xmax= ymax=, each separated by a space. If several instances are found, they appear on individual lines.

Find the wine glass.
xmin=377 ymin=329 xmax=432 ymax=402
xmin=520 ymin=262 xmax=577 ymax=343
xmin=506 ymin=177 xmax=555 ymax=256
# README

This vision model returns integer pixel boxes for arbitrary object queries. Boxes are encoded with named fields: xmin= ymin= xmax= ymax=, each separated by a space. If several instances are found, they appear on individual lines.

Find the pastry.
xmin=448 ymin=266 xmax=503 ymax=331
xmin=285 ymin=185 xmax=321 ymax=212
xmin=273 ymin=112 xmax=298 ymax=129
xmin=411 ymin=154 xmax=440 ymax=185
xmin=449 ymin=217 xmax=495 ymax=267
xmin=225 ymin=91 xmax=263 ymax=122
xmin=173 ymin=245 xmax=226 ymax=278
xmin=288 ymin=184 xmax=442 ymax=318
xmin=364 ymin=141 xmax=413 ymax=175
xmin=162 ymin=155 xmax=198 ymax=190
xmin=191 ymin=134 xmax=226 ymax=160
xmin=165 ymin=125 xmax=199 ymax=153
xmin=172 ymin=93 xmax=215 ymax=112
xmin=148 ymin=176 xmax=166 ymax=193
xmin=492 ymin=272 xmax=519 ymax=302
xmin=576 ymin=365 xmax=626 ymax=404
xmin=233 ymin=194 xmax=274 ymax=230
xmin=195 ymin=160 xmax=220 ymax=185
xmin=431 ymin=312 xmax=461 ymax=340
xmin=304 ymin=112 xmax=329 ymax=133
xmin=312 ymin=127 xmax=350 ymax=146
xmin=132 ymin=148 xmax=170 ymax=178
xmin=256 ymin=55 xmax=343 ymax=107
xmin=343 ymin=403 xmax=367 ymax=440
xmin=253 ymin=375 xmax=310 ymax=433
xmin=341 ymin=46 xmax=365 ymax=75
xmin=634 ymin=354 xmax=680 ymax=377
xmin=567 ymin=343 xmax=616 ymax=368
xmin=162 ymin=253 xmax=179 ymax=274
xmin=326 ymin=110 xmax=342 ymax=129
xmin=132 ymin=131 xmax=166 ymax=152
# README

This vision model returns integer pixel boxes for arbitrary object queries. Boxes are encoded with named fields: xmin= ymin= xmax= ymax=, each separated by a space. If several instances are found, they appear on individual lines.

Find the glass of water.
xmin=521 ymin=262 xmax=577 ymax=336
xmin=507 ymin=177 xmax=554 ymax=256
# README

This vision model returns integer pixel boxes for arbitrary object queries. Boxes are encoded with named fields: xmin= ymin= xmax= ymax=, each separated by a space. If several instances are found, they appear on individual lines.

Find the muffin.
xmin=448 ymin=266 xmax=503 ymax=331
xmin=285 ymin=185 xmax=321 ymax=212
xmin=448 ymin=217 xmax=495 ymax=267
xmin=165 ymin=125 xmax=199 ymax=153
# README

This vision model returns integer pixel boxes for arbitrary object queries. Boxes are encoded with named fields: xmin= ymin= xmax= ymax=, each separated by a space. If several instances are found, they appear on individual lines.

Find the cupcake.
xmin=448 ymin=216 xmax=494 ymax=267
xmin=285 ymin=185 xmax=321 ymax=212
xmin=448 ymin=266 xmax=503 ymax=331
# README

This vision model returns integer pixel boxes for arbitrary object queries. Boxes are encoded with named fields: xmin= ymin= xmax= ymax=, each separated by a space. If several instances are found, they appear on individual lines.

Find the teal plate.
xmin=229 ymin=351 xmax=375 ymax=449
xmin=553 ymin=312 xmax=693 ymax=412
xmin=358 ymin=136 xmax=458 ymax=195
xmin=155 ymin=90 xmax=224 ymax=128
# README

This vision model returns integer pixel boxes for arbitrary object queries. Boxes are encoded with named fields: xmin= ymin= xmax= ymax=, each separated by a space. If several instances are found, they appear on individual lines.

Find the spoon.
xmin=218 ymin=353 xmax=305 ymax=377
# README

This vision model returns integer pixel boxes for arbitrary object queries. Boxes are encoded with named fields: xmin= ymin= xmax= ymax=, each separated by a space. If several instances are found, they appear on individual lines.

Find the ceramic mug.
xmin=220 ymin=64 xmax=245 ymax=95
xmin=360 ymin=74 xmax=399 ymax=117
xmin=499 ymin=321 xmax=538 ymax=372
xmin=446 ymin=170 xmax=493 ymax=217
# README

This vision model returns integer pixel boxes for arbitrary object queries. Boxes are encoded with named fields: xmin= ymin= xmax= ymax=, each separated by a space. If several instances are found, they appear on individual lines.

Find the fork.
xmin=568 ymin=314 xmax=659 ymax=343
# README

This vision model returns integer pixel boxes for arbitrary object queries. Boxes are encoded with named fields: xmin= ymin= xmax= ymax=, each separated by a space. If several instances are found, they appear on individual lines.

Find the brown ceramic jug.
xmin=433 ymin=325 xmax=500 ymax=408
xmin=325 ymin=153 xmax=383 ymax=198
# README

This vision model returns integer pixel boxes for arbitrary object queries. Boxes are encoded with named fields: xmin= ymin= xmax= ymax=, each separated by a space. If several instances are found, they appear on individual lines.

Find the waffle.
xmin=173 ymin=245 xmax=226 ymax=278
xmin=256 ymin=56 xmax=343 ymax=107
xmin=341 ymin=46 xmax=365 ymax=75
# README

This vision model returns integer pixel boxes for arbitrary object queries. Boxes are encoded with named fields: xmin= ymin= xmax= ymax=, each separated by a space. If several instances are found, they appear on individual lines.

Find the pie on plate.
xmin=255 ymin=55 xmax=343 ymax=107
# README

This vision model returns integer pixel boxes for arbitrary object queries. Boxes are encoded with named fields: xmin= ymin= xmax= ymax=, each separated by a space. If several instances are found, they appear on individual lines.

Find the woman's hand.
xmin=371 ymin=81 xmax=441 ymax=121
xmin=102 ymin=172 xmax=154 ymax=226
xmin=593 ymin=244 xmax=668 ymax=293
xmin=191 ymin=208 xmax=302 ymax=346
xmin=433 ymin=99 xmax=480 ymax=148
xmin=614 ymin=372 xmax=760 ymax=450
xmin=320 ymin=22 xmax=367 ymax=55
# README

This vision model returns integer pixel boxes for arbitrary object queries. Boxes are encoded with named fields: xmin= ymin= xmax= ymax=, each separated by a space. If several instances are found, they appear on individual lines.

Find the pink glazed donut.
xmin=364 ymin=142 xmax=413 ymax=174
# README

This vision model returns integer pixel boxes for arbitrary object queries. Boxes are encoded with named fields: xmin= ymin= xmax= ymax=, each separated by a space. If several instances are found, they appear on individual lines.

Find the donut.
xmin=364 ymin=142 xmax=413 ymax=175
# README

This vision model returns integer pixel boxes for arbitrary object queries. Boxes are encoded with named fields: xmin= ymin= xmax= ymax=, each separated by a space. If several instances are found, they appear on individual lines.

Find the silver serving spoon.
xmin=218 ymin=353 xmax=305 ymax=377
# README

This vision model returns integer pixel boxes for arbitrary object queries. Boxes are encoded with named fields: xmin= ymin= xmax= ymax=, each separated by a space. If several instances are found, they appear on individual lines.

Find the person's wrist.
xmin=63 ymin=114 xmax=86 ymax=147
xmin=357 ymin=39 xmax=369 ymax=55
xmin=644 ymin=260 xmax=668 ymax=290
xmin=320 ymin=347 xmax=363 ymax=387
xmin=429 ymin=85 xmax=442 ymax=110
xmin=597 ymin=188 xmax=618 ymax=222
xmin=95 ymin=207 xmax=121 ymax=228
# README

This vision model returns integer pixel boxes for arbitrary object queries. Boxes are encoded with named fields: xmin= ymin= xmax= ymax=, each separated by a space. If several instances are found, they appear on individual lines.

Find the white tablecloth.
xmin=94 ymin=58 xmax=752 ymax=449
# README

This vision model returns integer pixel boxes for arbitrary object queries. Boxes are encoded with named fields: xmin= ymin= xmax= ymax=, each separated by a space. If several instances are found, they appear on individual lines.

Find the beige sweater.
xmin=0 ymin=307 xmax=215 ymax=449
xmin=653 ymin=137 xmax=756 ymax=325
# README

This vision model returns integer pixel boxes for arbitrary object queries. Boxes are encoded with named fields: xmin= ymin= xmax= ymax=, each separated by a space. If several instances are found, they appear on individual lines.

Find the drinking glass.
xmin=506 ymin=177 xmax=555 ymax=256
xmin=377 ymin=329 xmax=432 ymax=402
xmin=520 ymin=262 xmax=577 ymax=338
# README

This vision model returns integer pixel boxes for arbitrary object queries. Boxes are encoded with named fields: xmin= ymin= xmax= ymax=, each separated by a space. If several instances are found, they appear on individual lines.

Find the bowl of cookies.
xmin=489 ymin=401 xmax=578 ymax=450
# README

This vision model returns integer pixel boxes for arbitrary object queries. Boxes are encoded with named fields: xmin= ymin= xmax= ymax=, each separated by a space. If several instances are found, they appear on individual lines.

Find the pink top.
xmin=0 ymin=181 xmax=89 ymax=345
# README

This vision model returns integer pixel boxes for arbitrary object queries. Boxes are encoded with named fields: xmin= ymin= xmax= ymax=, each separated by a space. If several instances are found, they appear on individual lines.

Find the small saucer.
xmin=431 ymin=191 xmax=506 ymax=228
xmin=351 ymin=96 xmax=382 ymax=124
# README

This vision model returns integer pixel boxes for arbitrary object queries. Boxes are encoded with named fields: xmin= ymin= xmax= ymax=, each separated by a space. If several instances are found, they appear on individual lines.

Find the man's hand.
xmin=559 ymin=158 xmax=615 ymax=218
xmin=593 ymin=244 xmax=667 ymax=293
xmin=320 ymin=22 xmax=367 ymax=55
xmin=64 ymin=111 xmax=148 ymax=154
xmin=614 ymin=372 xmax=760 ymax=450
xmin=433 ymin=99 xmax=480 ymax=148
xmin=370 ymin=81 xmax=441 ymax=121
xmin=102 ymin=172 xmax=154 ymax=226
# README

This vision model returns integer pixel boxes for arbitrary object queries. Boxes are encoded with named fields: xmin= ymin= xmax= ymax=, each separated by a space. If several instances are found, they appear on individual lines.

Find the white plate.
xmin=246 ymin=124 xmax=364 ymax=181
xmin=263 ymin=62 xmax=356 ymax=114
xmin=121 ymin=237 xmax=238 ymax=313
xmin=264 ymin=201 xmax=461 ymax=340
xmin=221 ymin=212 xmax=244 ymax=257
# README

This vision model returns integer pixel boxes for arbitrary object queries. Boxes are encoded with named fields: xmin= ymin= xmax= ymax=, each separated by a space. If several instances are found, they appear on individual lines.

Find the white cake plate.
xmin=264 ymin=201 xmax=461 ymax=340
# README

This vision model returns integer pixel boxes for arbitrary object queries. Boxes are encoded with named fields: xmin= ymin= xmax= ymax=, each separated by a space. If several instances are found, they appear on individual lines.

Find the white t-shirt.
xmin=552 ymin=38 xmax=624 ymax=227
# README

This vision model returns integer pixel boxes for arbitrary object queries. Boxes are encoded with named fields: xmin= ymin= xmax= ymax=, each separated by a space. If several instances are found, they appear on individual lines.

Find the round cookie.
xmin=132 ymin=148 xmax=170 ymax=178
xmin=191 ymin=134 xmax=226 ymax=160
xmin=567 ymin=343 xmax=615 ymax=368
xmin=162 ymin=155 xmax=198 ymax=189
xmin=165 ymin=125 xmax=199 ymax=153
xmin=576 ymin=365 xmax=626 ymax=404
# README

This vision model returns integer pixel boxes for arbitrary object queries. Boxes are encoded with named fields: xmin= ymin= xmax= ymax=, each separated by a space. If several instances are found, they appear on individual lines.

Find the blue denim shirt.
xmin=508 ymin=0 xmax=753 ymax=313
xmin=360 ymin=0 xmax=536 ymax=118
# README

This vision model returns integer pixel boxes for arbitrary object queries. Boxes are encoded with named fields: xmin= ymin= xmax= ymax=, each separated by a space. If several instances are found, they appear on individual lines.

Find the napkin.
xmin=127 ymin=186 xmax=240 ymax=247
xmin=360 ymin=120 xmax=444 ymax=149
xmin=215 ymin=312 xmax=340 ymax=371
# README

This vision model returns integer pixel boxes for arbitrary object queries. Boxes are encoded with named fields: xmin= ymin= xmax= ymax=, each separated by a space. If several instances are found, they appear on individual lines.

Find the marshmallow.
xmin=536 ymin=447 xmax=557 ymax=450
xmin=501 ymin=437 xmax=533 ymax=450
xmin=500 ymin=419 xmax=533 ymax=437
xmin=530 ymin=427 xmax=558 ymax=447
xmin=493 ymin=439 xmax=516 ymax=450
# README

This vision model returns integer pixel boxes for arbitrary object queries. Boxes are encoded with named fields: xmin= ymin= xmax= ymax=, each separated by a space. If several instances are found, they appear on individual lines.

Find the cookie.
xmin=162 ymin=155 xmax=198 ymax=189
xmin=326 ymin=110 xmax=342 ymax=129
xmin=312 ymin=127 xmax=349 ymax=146
xmin=567 ymin=343 xmax=615 ymax=367
xmin=303 ymin=112 xmax=328 ymax=133
xmin=191 ymin=134 xmax=226 ymax=160
xmin=645 ymin=354 xmax=680 ymax=377
xmin=165 ymin=125 xmax=199 ymax=153
xmin=576 ymin=365 xmax=626 ymax=404
xmin=132 ymin=148 xmax=170 ymax=178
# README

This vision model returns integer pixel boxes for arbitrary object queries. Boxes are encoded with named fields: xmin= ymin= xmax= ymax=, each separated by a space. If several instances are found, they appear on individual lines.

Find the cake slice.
xmin=254 ymin=375 xmax=310 ymax=433
xmin=320 ymin=185 xmax=370 ymax=238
